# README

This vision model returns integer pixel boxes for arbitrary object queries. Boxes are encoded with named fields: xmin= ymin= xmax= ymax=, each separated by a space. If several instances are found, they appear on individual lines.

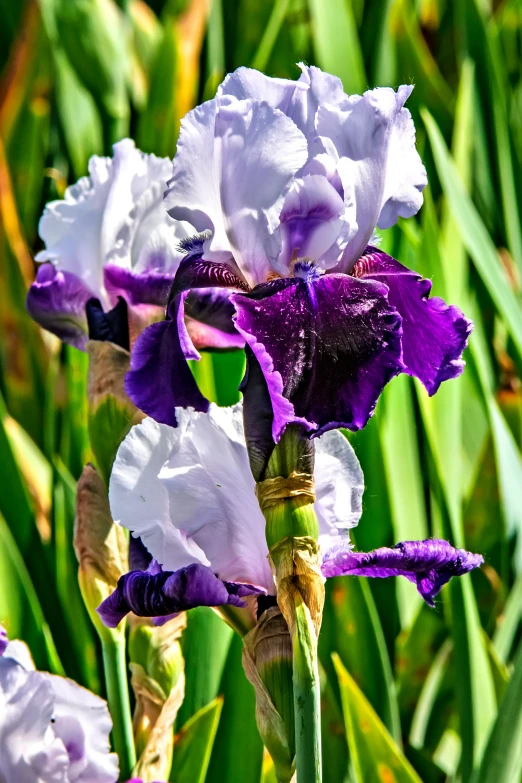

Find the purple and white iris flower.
xmin=125 ymin=65 xmax=472 ymax=440
xmin=97 ymin=405 xmax=482 ymax=627
xmin=26 ymin=139 xmax=243 ymax=355
xmin=0 ymin=627 xmax=118 ymax=783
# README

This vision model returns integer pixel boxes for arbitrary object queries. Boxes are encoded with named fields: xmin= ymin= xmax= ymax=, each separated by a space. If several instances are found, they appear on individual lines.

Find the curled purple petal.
xmin=97 ymin=563 xmax=264 ymax=627
xmin=104 ymin=264 xmax=174 ymax=307
xmin=321 ymin=539 xmax=483 ymax=606
xmin=354 ymin=248 xmax=473 ymax=394
xmin=0 ymin=625 xmax=8 ymax=656
xmin=232 ymin=270 xmax=404 ymax=441
xmin=124 ymin=293 xmax=209 ymax=426
xmin=26 ymin=264 xmax=92 ymax=349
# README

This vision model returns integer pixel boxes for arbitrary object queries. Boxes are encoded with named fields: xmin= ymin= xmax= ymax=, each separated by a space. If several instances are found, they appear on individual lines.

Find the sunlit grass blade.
xmin=333 ymin=653 xmax=422 ymax=783
xmin=207 ymin=634 xmax=264 ymax=783
xmin=422 ymin=109 xmax=522 ymax=359
xmin=170 ymin=697 xmax=223 ymax=783
xmin=306 ymin=0 xmax=366 ymax=93
xmin=474 ymin=641 xmax=522 ymax=783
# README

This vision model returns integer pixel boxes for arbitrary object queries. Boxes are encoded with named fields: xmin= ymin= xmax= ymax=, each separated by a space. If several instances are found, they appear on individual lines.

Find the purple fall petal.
xmin=321 ymin=538 xmax=483 ymax=606
xmin=354 ymin=248 xmax=473 ymax=394
xmin=86 ymin=297 xmax=130 ymax=350
xmin=104 ymin=264 xmax=174 ymax=307
xmin=232 ymin=269 xmax=404 ymax=440
xmin=97 ymin=563 xmax=264 ymax=627
xmin=26 ymin=264 xmax=92 ymax=349
xmin=124 ymin=293 xmax=209 ymax=426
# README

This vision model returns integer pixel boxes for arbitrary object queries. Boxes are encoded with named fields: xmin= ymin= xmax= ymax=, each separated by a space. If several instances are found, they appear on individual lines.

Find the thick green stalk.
xmin=292 ymin=593 xmax=322 ymax=783
xmin=101 ymin=633 xmax=136 ymax=781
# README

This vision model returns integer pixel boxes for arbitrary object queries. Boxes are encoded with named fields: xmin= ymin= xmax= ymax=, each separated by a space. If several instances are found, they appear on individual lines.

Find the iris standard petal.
xmin=124 ymin=294 xmax=209 ymax=426
xmin=26 ymin=264 xmax=92 ymax=349
xmin=165 ymin=97 xmax=308 ymax=287
xmin=317 ymin=86 xmax=425 ymax=270
xmin=268 ymin=174 xmax=355 ymax=273
xmin=321 ymin=539 xmax=484 ymax=606
xmin=354 ymin=248 xmax=473 ymax=394
xmin=97 ymin=564 xmax=264 ymax=627
xmin=232 ymin=271 xmax=404 ymax=440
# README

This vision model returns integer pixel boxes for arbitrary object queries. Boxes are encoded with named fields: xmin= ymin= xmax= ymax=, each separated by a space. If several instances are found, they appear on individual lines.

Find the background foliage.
xmin=0 ymin=0 xmax=521 ymax=781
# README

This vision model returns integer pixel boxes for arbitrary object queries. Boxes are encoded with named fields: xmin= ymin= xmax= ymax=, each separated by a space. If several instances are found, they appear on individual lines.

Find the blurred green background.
xmin=0 ymin=0 xmax=521 ymax=781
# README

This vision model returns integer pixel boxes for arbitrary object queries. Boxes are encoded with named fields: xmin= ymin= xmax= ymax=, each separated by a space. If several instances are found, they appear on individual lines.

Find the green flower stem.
xmin=101 ymin=631 xmax=136 ymax=781
xmin=292 ymin=593 xmax=322 ymax=783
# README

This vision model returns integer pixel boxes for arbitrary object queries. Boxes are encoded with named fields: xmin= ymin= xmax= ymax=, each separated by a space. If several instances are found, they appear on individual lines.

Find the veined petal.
xmin=232 ymin=271 xmax=404 ymax=440
xmin=317 ymin=86 xmax=425 ymax=270
xmin=268 ymin=174 xmax=355 ymax=273
xmin=26 ymin=264 xmax=92 ymax=349
xmin=321 ymin=539 xmax=483 ymax=606
xmin=165 ymin=97 xmax=308 ymax=287
xmin=124 ymin=294 xmax=209 ymax=426
xmin=97 ymin=564 xmax=264 ymax=627
xmin=354 ymin=248 xmax=473 ymax=393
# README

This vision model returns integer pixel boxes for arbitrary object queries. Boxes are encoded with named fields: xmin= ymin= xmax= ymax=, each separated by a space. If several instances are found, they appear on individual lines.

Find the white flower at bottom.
xmin=0 ymin=635 xmax=118 ymax=783
xmin=109 ymin=402 xmax=364 ymax=593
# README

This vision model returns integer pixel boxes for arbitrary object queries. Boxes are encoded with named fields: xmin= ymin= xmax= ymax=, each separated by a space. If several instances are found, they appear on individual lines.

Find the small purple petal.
xmin=124 ymin=293 xmax=209 ymax=426
xmin=321 ymin=539 xmax=483 ymax=606
xmin=354 ymin=248 xmax=473 ymax=394
xmin=0 ymin=625 xmax=8 ymax=656
xmin=86 ymin=296 xmax=130 ymax=350
xmin=232 ymin=272 xmax=403 ymax=440
xmin=26 ymin=264 xmax=92 ymax=349
xmin=104 ymin=264 xmax=173 ymax=307
xmin=184 ymin=288 xmax=245 ymax=351
xmin=97 ymin=563 xmax=264 ymax=627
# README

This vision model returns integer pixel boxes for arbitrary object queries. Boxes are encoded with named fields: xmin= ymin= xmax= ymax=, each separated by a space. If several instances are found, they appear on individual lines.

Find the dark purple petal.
xmin=321 ymin=539 xmax=484 ymax=606
xmin=232 ymin=270 xmax=404 ymax=440
xmin=171 ymin=254 xmax=249 ymax=299
xmin=97 ymin=563 xmax=264 ymax=627
xmin=0 ymin=625 xmax=8 ymax=656
xmin=86 ymin=297 xmax=130 ymax=350
xmin=104 ymin=264 xmax=173 ymax=307
xmin=124 ymin=293 xmax=209 ymax=426
xmin=354 ymin=248 xmax=473 ymax=394
xmin=184 ymin=288 xmax=245 ymax=351
xmin=26 ymin=264 xmax=92 ymax=349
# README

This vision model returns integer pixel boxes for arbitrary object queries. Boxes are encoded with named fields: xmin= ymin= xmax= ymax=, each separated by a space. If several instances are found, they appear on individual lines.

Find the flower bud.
xmin=74 ymin=463 xmax=128 ymax=640
xmin=242 ymin=606 xmax=295 ymax=783
xmin=129 ymin=614 xmax=186 ymax=782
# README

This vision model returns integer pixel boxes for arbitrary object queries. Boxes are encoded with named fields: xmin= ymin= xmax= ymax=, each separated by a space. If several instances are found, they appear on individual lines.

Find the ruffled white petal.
xmin=37 ymin=139 xmax=185 ymax=308
xmin=109 ymin=414 xmax=209 ymax=571
xmin=165 ymin=97 xmax=308 ymax=287
xmin=317 ymin=85 xmax=425 ymax=270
